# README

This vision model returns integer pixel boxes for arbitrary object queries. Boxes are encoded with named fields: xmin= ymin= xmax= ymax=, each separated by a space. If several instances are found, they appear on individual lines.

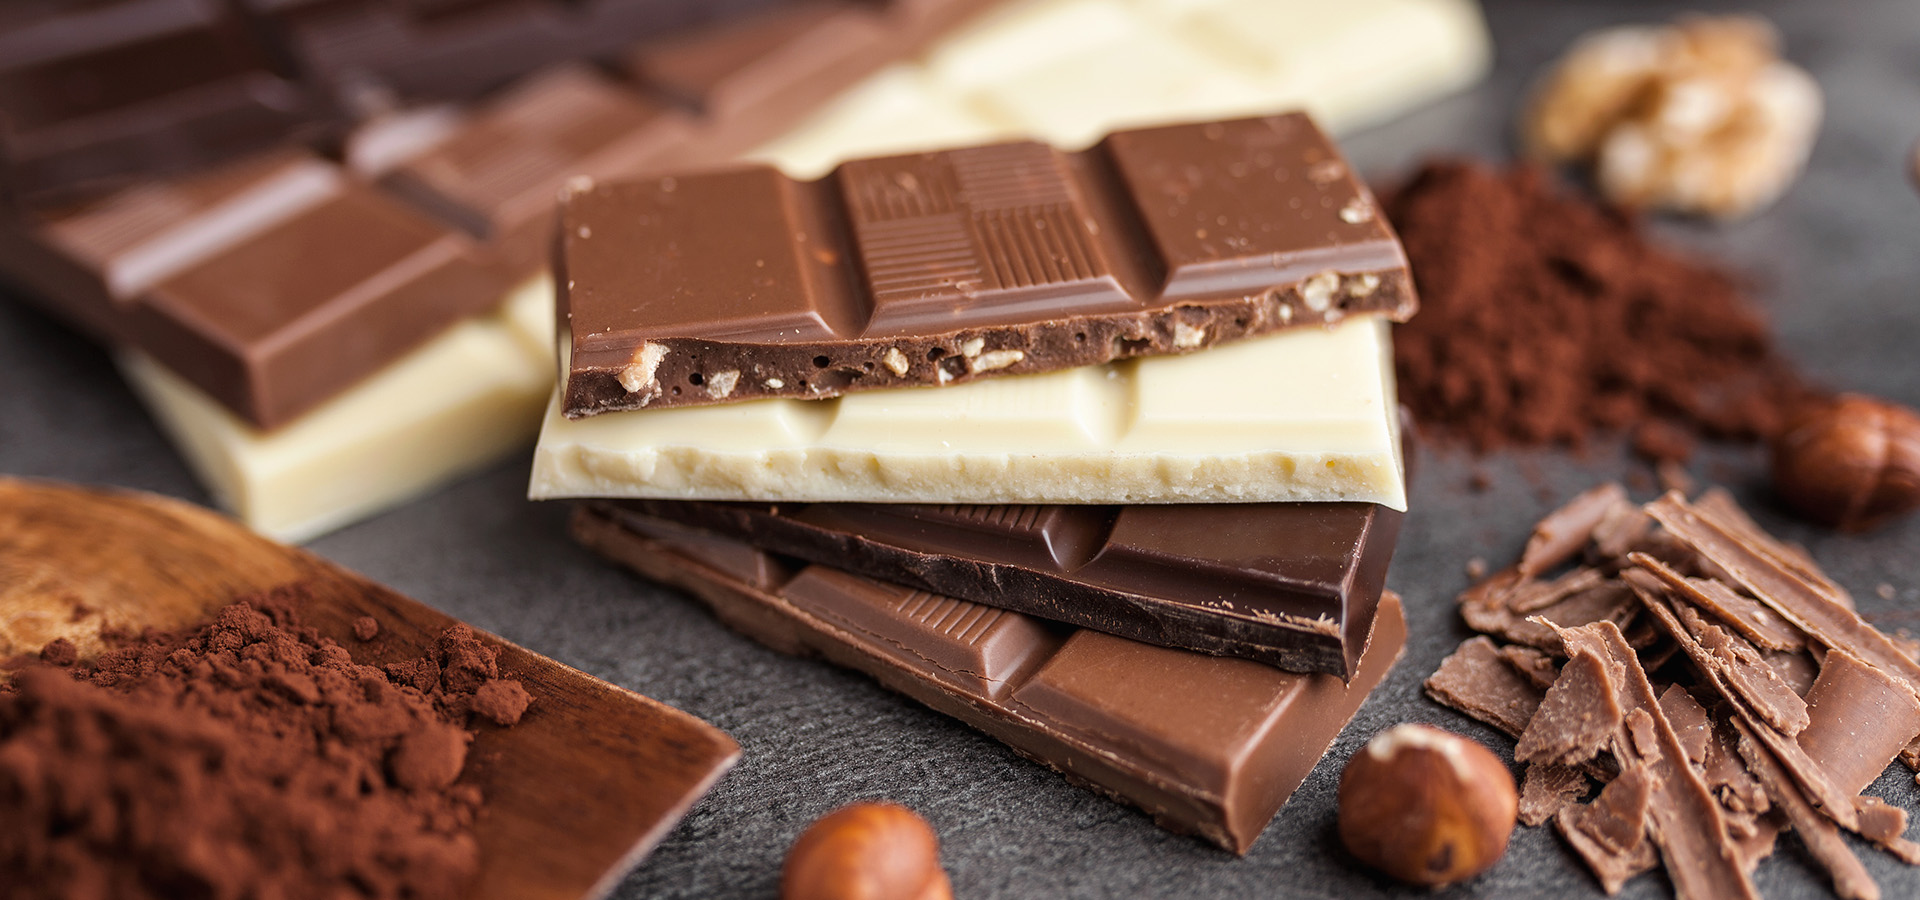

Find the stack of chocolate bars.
xmin=544 ymin=112 xmax=1419 ymax=853
xmin=0 ymin=0 xmax=1487 ymax=544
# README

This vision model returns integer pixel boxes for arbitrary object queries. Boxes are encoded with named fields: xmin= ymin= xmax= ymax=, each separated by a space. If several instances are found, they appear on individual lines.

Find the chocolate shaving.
xmin=1556 ymin=803 xmax=1659 ymax=895
xmin=1558 ymin=621 xmax=1760 ymax=900
xmin=1761 ymin=648 xmax=1819 ymax=697
xmin=1500 ymin=644 xmax=1564 ymax=691
xmin=1436 ymin=484 xmax=1920 ymax=898
xmin=1522 ymin=483 xmax=1629 ymax=577
xmin=1648 ymin=494 xmax=1914 ymax=693
xmin=1518 ymin=648 xmax=1623 ymax=767
xmin=1692 ymin=488 xmax=1850 ymax=608
xmin=1425 ymin=636 xmax=1544 ymax=738
xmin=1732 ymin=718 xmax=1880 ymax=900
xmin=1566 ymin=764 xmax=1656 ymax=856
xmin=1511 ymin=567 xmax=1612 ymax=614
xmin=1852 ymin=797 xmax=1920 ymax=863
xmin=1657 ymin=685 xmax=1713 ymax=767
xmin=1670 ymin=574 xmax=1805 ymax=653
xmin=1798 ymin=648 xmax=1920 ymax=796
xmin=1628 ymin=575 xmax=1860 ymax=832
xmin=1522 ymin=762 xmax=1593 ymax=827
xmin=1592 ymin=498 xmax=1656 ymax=561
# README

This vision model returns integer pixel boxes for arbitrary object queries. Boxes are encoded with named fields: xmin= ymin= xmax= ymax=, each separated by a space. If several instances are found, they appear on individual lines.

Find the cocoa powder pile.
xmin=1384 ymin=160 xmax=1815 ymax=461
xmin=0 ymin=587 xmax=532 ymax=900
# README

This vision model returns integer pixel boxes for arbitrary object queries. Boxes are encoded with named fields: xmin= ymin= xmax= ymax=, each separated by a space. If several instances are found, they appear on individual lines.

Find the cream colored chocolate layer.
xmin=748 ymin=0 xmax=1491 ymax=175
xmin=121 ymin=288 xmax=552 ymax=543
xmin=531 ymin=315 xmax=1405 ymax=508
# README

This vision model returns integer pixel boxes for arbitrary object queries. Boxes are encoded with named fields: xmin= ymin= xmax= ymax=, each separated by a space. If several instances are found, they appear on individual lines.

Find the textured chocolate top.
xmin=560 ymin=113 xmax=1414 ymax=415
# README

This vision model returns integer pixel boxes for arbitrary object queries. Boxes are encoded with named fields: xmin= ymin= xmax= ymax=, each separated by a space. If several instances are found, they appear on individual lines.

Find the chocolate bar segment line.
xmin=592 ymin=498 xmax=1400 ymax=678
xmin=568 ymin=504 xmax=1407 ymax=854
xmin=559 ymin=113 xmax=1413 ymax=416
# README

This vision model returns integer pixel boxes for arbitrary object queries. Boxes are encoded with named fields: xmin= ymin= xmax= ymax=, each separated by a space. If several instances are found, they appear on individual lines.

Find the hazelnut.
xmin=1771 ymin=393 xmax=1920 ymax=532
xmin=781 ymin=801 xmax=951 ymax=900
xmin=1338 ymin=724 xmax=1517 ymax=886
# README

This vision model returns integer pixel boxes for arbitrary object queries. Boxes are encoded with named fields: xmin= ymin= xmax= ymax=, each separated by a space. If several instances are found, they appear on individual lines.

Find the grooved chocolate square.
xmin=560 ymin=114 xmax=1415 ymax=417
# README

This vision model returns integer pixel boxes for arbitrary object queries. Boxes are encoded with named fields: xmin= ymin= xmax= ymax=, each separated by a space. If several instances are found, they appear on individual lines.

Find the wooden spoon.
xmin=0 ymin=477 xmax=739 ymax=900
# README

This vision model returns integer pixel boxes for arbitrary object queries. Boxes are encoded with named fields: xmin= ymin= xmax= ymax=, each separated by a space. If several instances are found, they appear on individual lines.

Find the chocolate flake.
xmin=1559 ymin=621 xmax=1760 ymax=900
xmin=1521 ymin=483 xmax=1628 ymax=578
xmin=1499 ymin=644 xmax=1564 ymax=691
xmin=1521 ymin=762 xmax=1592 ymax=826
xmin=1425 ymin=636 xmax=1544 ymax=739
xmin=1437 ymin=484 xmax=1920 ymax=899
xmin=1732 ymin=719 xmax=1879 ymax=900
xmin=1648 ymin=494 xmax=1915 ymax=692
xmin=1517 ymin=649 xmax=1622 ymax=767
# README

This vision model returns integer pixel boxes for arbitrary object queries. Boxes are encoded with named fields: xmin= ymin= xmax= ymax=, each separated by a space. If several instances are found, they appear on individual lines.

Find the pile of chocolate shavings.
xmin=1426 ymin=483 xmax=1920 ymax=899
xmin=1383 ymin=160 xmax=1820 ymax=463
xmin=0 ymin=584 xmax=533 ymax=900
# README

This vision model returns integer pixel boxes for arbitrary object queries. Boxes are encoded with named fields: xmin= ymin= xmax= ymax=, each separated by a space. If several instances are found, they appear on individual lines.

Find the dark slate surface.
xmin=4 ymin=0 xmax=1920 ymax=896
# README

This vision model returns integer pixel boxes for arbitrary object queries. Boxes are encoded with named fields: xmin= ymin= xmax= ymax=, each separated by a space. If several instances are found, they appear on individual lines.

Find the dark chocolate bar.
xmin=247 ymin=0 xmax=740 ymax=112
xmin=569 ymin=503 xmax=1406 ymax=853
xmin=0 ymin=0 xmax=325 ymax=202
xmin=559 ymin=113 xmax=1414 ymax=417
xmin=592 ymin=498 xmax=1401 ymax=678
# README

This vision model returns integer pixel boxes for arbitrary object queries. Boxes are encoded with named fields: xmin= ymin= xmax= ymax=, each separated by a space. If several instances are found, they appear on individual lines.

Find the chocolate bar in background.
xmin=0 ymin=0 xmax=1004 ymax=432
xmin=570 ymin=503 xmax=1407 ymax=854
xmin=0 ymin=0 xmax=327 ymax=204
xmin=0 ymin=150 xmax=340 ymax=343
xmin=559 ymin=113 xmax=1413 ymax=416
xmin=127 ymin=180 xmax=507 ymax=428
xmin=594 ymin=499 xmax=1400 ymax=677
xmin=240 ymin=0 xmax=744 ymax=113
xmin=368 ymin=66 xmax=691 ymax=276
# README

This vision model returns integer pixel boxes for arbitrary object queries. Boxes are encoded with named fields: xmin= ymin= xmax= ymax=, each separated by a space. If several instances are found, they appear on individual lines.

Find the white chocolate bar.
xmin=116 ymin=0 xmax=1482 ymax=538
xmin=747 ymin=0 xmax=1492 ymax=175
xmin=122 ymin=289 xmax=552 ymax=543
xmin=531 ymin=315 xmax=1405 ymax=508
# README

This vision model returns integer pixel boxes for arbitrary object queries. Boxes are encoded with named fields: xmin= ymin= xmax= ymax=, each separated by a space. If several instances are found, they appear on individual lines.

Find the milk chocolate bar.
xmin=592 ymin=498 xmax=1400 ymax=677
xmin=569 ymin=504 xmax=1407 ymax=853
xmin=2 ymin=0 xmax=1001 ymax=431
xmin=559 ymin=113 xmax=1413 ymax=416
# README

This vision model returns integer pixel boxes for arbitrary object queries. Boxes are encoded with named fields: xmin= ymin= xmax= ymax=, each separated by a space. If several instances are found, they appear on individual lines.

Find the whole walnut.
xmin=1770 ymin=394 xmax=1920 ymax=532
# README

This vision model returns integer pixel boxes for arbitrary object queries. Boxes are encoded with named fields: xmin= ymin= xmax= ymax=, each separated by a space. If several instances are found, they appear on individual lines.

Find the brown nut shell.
xmin=1338 ymin=724 xmax=1517 ymax=886
xmin=782 ymin=801 xmax=951 ymax=900
xmin=1770 ymin=393 xmax=1920 ymax=532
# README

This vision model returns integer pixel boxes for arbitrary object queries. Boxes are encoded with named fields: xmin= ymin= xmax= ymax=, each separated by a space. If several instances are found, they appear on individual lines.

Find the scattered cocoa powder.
xmin=0 ymin=585 xmax=532 ymax=900
xmin=1384 ymin=160 xmax=1817 ymax=462
xmin=35 ymin=638 xmax=75 ymax=667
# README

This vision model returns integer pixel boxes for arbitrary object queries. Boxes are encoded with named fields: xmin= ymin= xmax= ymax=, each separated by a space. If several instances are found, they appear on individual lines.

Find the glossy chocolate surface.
xmin=593 ymin=498 xmax=1402 ymax=677
xmin=570 ymin=503 xmax=1408 ymax=854
xmin=0 ymin=0 xmax=1000 ymax=429
xmin=561 ymin=113 xmax=1414 ymax=415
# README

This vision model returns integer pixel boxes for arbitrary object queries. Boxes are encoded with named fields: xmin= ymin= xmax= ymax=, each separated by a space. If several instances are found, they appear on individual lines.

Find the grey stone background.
xmin=4 ymin=0 xmax=1920 ymax=896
